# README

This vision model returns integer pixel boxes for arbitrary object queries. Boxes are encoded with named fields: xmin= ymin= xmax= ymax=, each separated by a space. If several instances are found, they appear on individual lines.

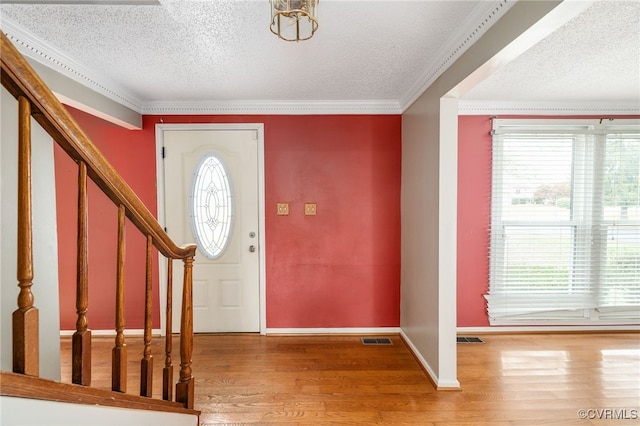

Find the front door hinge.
xmin=161 ymin=146 xmax=166 ymax=158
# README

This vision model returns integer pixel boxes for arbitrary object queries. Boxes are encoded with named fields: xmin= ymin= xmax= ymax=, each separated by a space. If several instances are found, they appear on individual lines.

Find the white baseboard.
xmin=60 ymin=329 xmax=163 ymax=337
xmin=61 ymin=327 xmax=404 ymax=337
xmin=457 ymin=325 xmax=640 ymax=334
xmin=399 ymin=330 xmax=437 ymax=383
xmin=399 ymin=330 xmax=461 ymax=389
xmin=265 ymin=327 xmax=401 ymax=335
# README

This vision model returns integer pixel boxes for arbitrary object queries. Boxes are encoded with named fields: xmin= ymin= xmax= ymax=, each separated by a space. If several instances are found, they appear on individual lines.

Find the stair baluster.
xmin=112 ymin=204 xmax=127 ymax=393
xmin=72 ymin=160 xmax=91 ymax=386
xmin=140 ymin=235 xmax=154 ymax=397
xmin=13 ymin=95 xmax=39 ymax=377
xmin=163 ymin=259 xmax=174 ymax=401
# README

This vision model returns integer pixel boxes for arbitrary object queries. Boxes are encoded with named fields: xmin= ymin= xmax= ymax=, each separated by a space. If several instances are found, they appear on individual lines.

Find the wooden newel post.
xmin=13 ymin=96 xmax=39 ymax=376
xmin=176 ymin=255 xmax=195 ymax=409
xmin=73 ymin=161 xmax=91 ymax=385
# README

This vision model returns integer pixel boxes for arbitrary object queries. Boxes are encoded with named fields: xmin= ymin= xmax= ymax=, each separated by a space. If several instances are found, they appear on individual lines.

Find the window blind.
xmin=486 ymin=119 xmax=640 ymax=324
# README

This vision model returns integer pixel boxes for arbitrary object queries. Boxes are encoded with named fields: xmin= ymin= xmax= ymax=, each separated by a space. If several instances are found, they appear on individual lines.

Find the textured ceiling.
xmin=461 ymin=0 xmax=640 ymax=104
xmin=1 ymin=0 xmax=639 ymax=114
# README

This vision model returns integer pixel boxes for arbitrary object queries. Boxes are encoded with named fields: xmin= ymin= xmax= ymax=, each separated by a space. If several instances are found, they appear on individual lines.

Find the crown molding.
xmin=0 ymin=15 xmax=400 ymax=116
xmin=16 ymin=2 xmax=609 ymax=117
xmin=458 ymin=100 xmax=640 ymax=116
xmin=399 ymin=0 xmax=514 ymax=112
xmin=142 ymin=100 xmax=403 ymax=116
xmin=1 ymin=15 xmax=403 ymax=116
xmin=1 ymin=17 xmax=144 ymax=112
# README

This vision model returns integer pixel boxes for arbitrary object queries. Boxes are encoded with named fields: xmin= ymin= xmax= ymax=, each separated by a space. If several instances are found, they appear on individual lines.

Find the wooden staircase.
xmin=1 ymin=31 xmax=199 ymax=421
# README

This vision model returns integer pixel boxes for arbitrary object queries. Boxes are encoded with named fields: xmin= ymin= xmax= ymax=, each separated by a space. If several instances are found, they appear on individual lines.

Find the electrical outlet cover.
xmin=304 ymin=203 xmax=317 ymax=216
xmin=277 ymin=203 xmax=289 ymax=215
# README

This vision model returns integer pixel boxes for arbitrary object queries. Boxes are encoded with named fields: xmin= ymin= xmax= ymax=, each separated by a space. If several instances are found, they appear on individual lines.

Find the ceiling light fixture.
xmin=270 ymin=0 xmax=318 ymax=42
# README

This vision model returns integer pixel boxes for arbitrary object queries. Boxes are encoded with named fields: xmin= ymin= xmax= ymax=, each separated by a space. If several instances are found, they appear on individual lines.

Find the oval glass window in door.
xmin=190 ymin=154 xmax=233 ymax=259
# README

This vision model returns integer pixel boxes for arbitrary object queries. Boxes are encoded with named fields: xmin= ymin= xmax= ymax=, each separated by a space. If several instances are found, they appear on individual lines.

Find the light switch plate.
xmin=277 ymin=203 xmax=289 ymax=215
xmin=304 ymin=203 xmax=317 ymax=216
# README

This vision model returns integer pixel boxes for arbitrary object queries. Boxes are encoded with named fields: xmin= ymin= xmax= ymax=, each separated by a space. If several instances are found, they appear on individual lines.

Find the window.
xmin=486 ymin=119 xmax=640 ymax=324
xmin=190 ymin=154 xmax=233 ymax=259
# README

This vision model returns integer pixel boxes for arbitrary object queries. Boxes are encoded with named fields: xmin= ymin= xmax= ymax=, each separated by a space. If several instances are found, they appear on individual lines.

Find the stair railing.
xmin=1 ymin=32 xmax=197 ymax=409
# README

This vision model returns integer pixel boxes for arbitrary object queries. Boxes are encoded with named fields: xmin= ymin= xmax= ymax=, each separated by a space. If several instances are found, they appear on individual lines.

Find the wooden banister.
xmin=1 ymin=34 xmax=195 ymax=261
xmin=1 ymin=32 xmax=197 ymax=410
xmin=1 ymin=371 xmax=201 ymax=418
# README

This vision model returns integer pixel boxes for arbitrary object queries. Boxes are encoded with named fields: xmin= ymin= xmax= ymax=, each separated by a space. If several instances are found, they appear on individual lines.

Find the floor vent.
xmin=361 ymin=337 xmax=393 ymax=345
xmin=457 ymin=336 xmax=484 ymax=344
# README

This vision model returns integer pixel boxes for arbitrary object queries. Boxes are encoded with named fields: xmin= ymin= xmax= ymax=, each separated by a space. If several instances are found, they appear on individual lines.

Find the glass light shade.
xmin=270 ymin=0 xmax=318 ymax=42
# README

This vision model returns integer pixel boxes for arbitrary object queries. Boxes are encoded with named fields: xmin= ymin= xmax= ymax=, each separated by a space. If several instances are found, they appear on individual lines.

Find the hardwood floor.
xmin=60 ymin=332 xmax=640 ymax=425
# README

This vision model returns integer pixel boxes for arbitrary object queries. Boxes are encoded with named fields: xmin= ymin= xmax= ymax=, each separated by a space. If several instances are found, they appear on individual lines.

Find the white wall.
xmin=28 ymin=59 xmax=142 ymax=130
xmin=401 ymin=93 xmax=445 ymax=383
xmin=1 ymin=86 xmax=61 ymax=380
xmin=400 ymin=0 xmax=577 ymax=388
xmin=0 ymin=396 xmax=198 ymax=426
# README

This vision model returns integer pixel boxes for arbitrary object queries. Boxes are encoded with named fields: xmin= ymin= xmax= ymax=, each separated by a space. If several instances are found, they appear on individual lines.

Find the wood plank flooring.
xmin=60 ymin=332 xmax=640 ymax=425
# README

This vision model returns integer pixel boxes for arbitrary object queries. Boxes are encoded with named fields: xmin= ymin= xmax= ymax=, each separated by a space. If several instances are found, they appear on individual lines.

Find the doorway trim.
xmin=155 ymin=123 xmax=266 ymax=335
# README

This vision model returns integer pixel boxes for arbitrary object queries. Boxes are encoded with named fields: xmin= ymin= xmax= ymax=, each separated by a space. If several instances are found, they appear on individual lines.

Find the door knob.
xmin=249 ymin=245 xmax=256 ymax=253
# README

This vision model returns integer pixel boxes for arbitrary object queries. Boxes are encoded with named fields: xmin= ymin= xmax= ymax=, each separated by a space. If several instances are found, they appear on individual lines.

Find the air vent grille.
xmin=361 ymin=337 xmax=393 ymax=345
xmin=457 ymin=336 xmax=484 ymax=343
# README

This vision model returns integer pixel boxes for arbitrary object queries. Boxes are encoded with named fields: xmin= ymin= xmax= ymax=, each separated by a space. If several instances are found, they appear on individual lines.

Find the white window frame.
xmin=486 ymin=118 xmax=640 ymax=325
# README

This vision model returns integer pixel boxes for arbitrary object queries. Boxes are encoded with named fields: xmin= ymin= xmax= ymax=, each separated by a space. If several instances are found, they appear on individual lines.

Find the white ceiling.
xmin=1 ymin=0 xmax=639 ymax=115
xmin=461 ymin=0 xmax=640 ymax=113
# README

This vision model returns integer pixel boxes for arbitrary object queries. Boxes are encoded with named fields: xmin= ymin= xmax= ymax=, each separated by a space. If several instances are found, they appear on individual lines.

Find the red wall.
xmin=457 ymin=116 xmax=492 ymax=327
xmin=62 ymin=110 xmax=632 ymax=330
xmin=55 ymin=107 xmax=158 ymax=330
xmin=59 ymin=110 xmax=635 ymax=331
xmin=55 ymin=112 xmax=402 ymax=330
xmin=455 ymin=114 xmax=640 ymax=327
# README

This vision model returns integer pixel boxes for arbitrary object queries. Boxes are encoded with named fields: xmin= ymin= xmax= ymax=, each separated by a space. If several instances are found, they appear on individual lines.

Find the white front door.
xmin=163 ymin=128 xmax=260 ymax=333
